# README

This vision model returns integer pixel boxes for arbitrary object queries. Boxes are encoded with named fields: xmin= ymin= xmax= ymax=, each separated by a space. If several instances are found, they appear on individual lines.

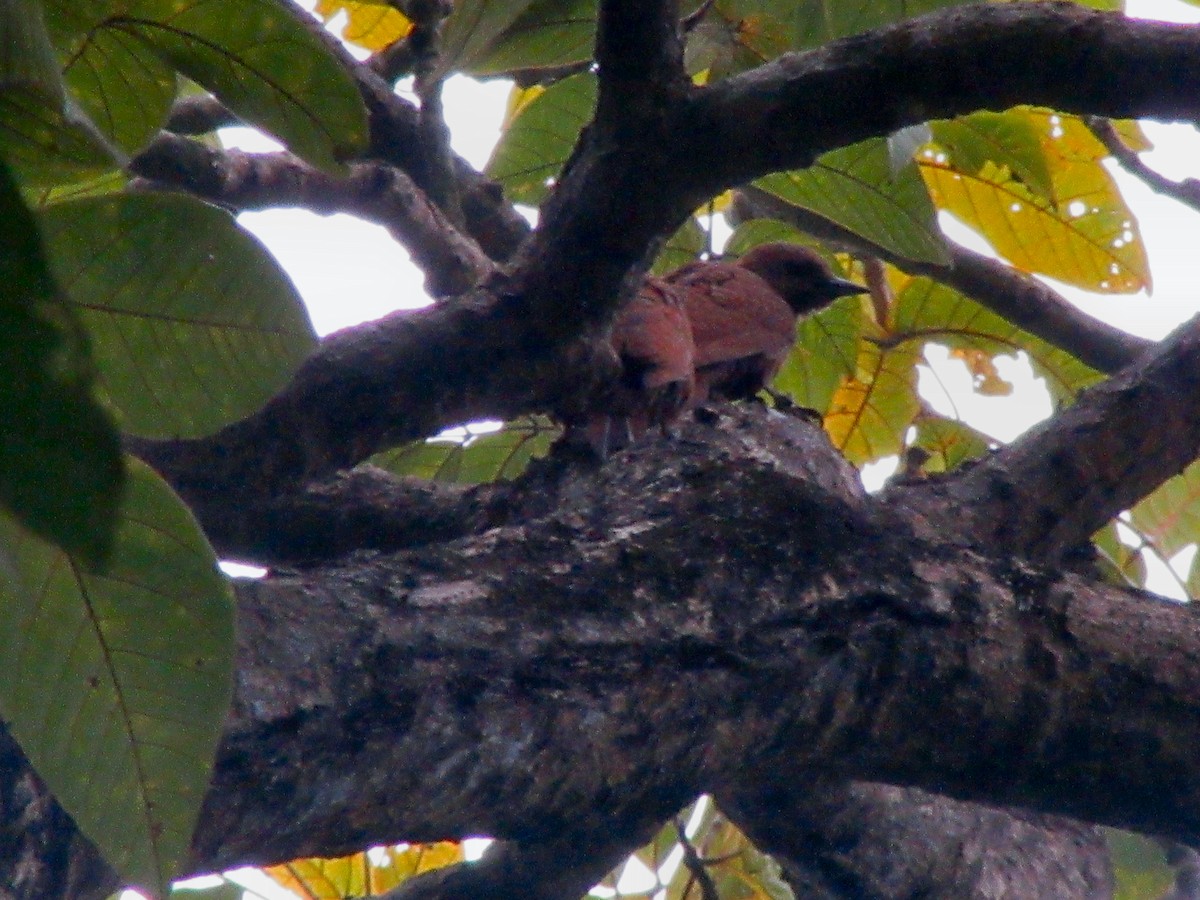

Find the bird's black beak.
xmin=824 ymin=276 xmax=868 ymax=299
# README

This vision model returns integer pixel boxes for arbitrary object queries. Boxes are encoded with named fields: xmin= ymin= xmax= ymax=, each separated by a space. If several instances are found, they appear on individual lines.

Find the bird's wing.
xmin=612 ymin=281 xmax=694 ymax=390
xmin=674 ymin=266 xmax=796 ymax=367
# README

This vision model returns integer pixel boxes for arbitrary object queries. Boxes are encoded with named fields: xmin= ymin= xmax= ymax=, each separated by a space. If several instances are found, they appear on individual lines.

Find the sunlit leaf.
xmin=930 ymin=110 xmax=1053 ymax=201
xmin=0 ymin=158 xmax=122 ymax=566
xmin=473 ymin=0 xmax=597 ymax=74
xmin=921 ymin=111 xmax=1150 ymax=293
xmin=38 ymin=193 xmax=317 ymax=438
xmin=486 ymin=71 xmax=596 ymax=205
xmin=759 ymin=138 xmax=949 ymax=265
xmin=824 ymin=332 xmax=920 ymax=466
xmin=314 ymin=0 xmax=412 ymax=52
xmin=0 ymin=458 xmax=235 ymax=895
xmin=266 ymin=842 xmax=465 ymax=898
xmin=375 ymin=417 xmax=560 ymax=484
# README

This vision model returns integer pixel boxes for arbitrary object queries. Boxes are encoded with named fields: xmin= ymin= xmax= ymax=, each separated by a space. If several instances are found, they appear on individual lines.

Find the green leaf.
xmin=46 ymin=0 xmax=178 ymax=155
xmin=435 ymin=0 xmax=537 ymax=79
xmin=910 ymin=412 xmax=991 ymax=473
xmin=1092 ymin=522 xmax=1147 ymax=590
xmin=0 ymin=0 xmax=65 ymax=102
xmin=0 ymin=457 xmax=235 ymax=895
xmin=892 ymin=276 xmax=1103 ymax=405
xmin=94 ymin=0 xmax=368 ymax=172
xmin=0 ymin=158 xmax=122 ymax=566
xmin=1130 ymin=460 xmax=1200 ymax=560
xmin=38 ymin=193 xmax=318 ymax=438
xmin=1106 ymin=828 xmax=1175 ymax=900
xmin=169 ymin=883 xmax=245 ymax=900
xmin=684 ymin=0 xmax=971 ymax=79
xmin=374 ymin=417 xmax=560 ymax=484
xmin=472 ymin=0 xmax=597 ymax=74
xmin=824 ymin=336 xmax=920 ymax=465
xmin=486 ymin=71 xmax=596 ymax=205
xmin=650 ymin=216 xmax=707 ymax=276
xmin=0 ymin=87 xmax=121 ymax=186
xmin=789 ymin=0 xmax=975 ymax=48
xmin=758 ymin=138 xmax=950 ymax=266
xmin=930 ymin=110 xmax=1054 ymax=202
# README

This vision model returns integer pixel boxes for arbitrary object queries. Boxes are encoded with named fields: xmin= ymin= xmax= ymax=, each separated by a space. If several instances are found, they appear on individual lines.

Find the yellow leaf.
xmin=502 ymin=83 xmax=546 ymax=129
xmin=920 ymin=155 xmax=1149 ymax=293
xmin=265 ymin=842 xmax=464 ymax=898
xmin=824 ymin=337 xmax=920 ymax=465
xmin=949 ymin=347 xmax=1013 ymax=396
xmin=314 ymin=1 xmax=413 ymax=52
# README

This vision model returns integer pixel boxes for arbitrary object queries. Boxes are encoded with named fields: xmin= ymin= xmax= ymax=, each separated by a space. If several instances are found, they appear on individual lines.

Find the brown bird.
xmin=667 ymin=242 xmax=866 ymax=403
xmin=566 ymin=277 xmax=695 ymax=456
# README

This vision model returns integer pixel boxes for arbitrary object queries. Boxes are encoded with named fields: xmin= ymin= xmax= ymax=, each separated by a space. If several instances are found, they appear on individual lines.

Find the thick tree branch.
xmin=129 ymin=136 xmax=493 ymax=297
xmin=894 ymin=315 xmax=1200 ymax=561
xmin=737 ymin=187 xmax=1152 ymax=374
xmin=131 ymin=4 xmax=1200 ymax=518
xmin=683 ymin=4 xmax=1200 ymax=206
xmin=720 ymin=779 xmax=1113 ymax=898
xmin=25 ymin=406 xmax=1200 ymax=897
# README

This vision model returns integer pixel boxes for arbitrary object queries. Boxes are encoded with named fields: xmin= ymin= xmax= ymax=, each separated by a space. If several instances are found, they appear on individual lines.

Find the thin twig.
xmin=675 ymin=818 xmax=720 ymax=900
xmin=1087 ymin=116 xmax=1200 ymax=213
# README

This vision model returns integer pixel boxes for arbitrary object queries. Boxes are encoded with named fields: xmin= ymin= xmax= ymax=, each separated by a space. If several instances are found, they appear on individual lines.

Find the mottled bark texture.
xmin=13 ymin=1 xmax=1200 ymax=898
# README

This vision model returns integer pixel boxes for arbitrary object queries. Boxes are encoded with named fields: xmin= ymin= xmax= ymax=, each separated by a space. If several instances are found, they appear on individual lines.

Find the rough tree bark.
xmin=7 ymin=1 xmax=1200 ymax=898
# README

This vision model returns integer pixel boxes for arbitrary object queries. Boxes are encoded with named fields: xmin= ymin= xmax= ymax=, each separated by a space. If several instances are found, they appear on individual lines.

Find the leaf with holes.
xmin=892 ymin=277 xmax=1103 ymax=404
xmin=920 ymin=151 xmax=1148 ymax=293
xmin=758 ymin=138 xmax=949 ymax=266
xmin=0 ymin=158 xmax=123 ymax=566
xmin=0 ymin=457 xmax=234 ymax=895
xmin=486 ymin=72 xmax=596 ymax=205
xmin=37 ymin=193 xmax=317 ymax=438
xmin=84 ymin=0 xmax=369 ymax=172
xmin=930 ymin=110 xmax=1054 ymax=202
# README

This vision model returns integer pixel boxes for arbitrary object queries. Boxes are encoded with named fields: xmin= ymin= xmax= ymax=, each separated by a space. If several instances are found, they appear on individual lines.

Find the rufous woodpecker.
xmin=666 ymin=242 xmax=867 ymax=403
xmin=568 ymin=277 xmax=695 ymax=456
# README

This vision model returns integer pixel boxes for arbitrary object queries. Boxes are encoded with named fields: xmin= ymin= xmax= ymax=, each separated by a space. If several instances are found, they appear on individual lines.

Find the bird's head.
xmin=736 ymin=243 xmax=866 ymax=314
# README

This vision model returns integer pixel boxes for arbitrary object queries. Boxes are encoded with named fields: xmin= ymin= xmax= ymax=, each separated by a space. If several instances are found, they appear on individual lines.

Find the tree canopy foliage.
xmin=5 ymin=0 xmax=1200 ymax=898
